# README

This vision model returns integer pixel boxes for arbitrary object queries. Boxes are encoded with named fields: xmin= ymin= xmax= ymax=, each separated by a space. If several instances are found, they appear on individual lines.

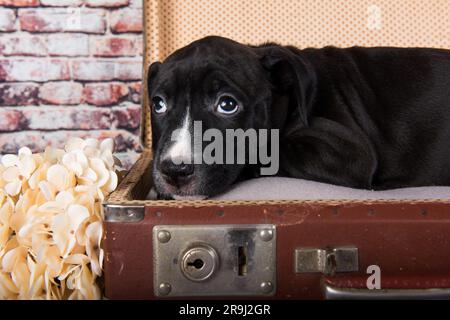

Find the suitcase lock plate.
xmin=153 ymin=224 xmax=276 ymax=297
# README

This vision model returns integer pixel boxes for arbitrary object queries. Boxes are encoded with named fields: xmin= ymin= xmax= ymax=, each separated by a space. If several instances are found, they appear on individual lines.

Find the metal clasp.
xmin=295 ymin=246 xmax=358 ymax=275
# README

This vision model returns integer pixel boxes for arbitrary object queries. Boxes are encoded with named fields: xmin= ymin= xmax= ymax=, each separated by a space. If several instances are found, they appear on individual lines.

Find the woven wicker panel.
xmin=142 ymin=0 xmax=450 ymax=148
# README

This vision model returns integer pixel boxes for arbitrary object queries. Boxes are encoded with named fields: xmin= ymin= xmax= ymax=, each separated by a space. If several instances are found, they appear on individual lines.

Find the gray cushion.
xmin=211 ymin=177 xmax=450 ymax=200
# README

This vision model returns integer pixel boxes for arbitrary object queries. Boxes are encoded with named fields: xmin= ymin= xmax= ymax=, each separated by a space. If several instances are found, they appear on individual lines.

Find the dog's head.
xmin=148 ymin=36 xmax=311 ymax=199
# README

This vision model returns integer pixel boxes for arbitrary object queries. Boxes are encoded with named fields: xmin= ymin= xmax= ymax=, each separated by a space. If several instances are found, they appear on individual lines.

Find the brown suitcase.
xmin=103 ymin=0 xmax=450 ymax=300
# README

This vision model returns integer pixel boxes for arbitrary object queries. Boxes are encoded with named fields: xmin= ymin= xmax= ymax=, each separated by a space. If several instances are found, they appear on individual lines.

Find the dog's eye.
xmin=152 ymin=96 xmax=167 ymax=114
xmin=216 ymin=96 xmax=239 ymax=115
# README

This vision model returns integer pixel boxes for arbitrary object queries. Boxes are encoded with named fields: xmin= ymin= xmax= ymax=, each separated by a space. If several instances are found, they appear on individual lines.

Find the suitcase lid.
xmin=141 ymin=0 xmax=450 ymax=149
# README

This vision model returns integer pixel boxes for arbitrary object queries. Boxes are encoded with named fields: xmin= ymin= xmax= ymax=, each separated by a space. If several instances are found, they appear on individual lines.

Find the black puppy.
xmin=148 ymin=36 xmax=450 ymax=199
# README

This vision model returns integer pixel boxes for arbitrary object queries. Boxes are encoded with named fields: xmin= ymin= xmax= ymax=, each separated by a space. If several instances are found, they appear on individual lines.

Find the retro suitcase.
xmin=103 ymin=0 xmax=450 ymax=300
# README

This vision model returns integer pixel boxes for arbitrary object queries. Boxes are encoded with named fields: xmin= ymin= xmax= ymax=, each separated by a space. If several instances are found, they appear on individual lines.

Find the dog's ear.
xmin=258 ymin=46 xmax=313 ymax=126
xmin=147 ymin=61 xmax=161 ymax=92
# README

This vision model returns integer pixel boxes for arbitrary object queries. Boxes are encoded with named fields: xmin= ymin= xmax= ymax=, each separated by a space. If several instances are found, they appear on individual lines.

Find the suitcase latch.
xmin=295 ymin=246 xmax=358 ymax=275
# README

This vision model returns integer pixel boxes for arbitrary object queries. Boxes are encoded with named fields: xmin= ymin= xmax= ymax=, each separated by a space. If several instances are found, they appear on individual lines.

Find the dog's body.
xmin=148 ymin=36 xmax=450 ymax=199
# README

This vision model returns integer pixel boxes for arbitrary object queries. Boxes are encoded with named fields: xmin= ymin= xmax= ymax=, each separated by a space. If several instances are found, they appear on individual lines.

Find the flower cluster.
xmin=0 ymin=138 xmax=121 ymax=299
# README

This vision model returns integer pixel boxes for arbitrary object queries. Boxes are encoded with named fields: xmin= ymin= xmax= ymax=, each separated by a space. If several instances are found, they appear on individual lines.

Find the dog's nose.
xmin=160 ymin=159 xmax=194 ymax=185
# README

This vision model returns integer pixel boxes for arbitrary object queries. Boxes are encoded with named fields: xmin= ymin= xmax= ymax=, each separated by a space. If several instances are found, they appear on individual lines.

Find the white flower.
xmin=0 ymin=191 xmax=14 ymax=250
xmin=1 ymin=147 xmax=37 ymax=196
xmin=0 ymin=271 xmax=18 ymax=299
xmin=84 ymin=221 xmax=103 ymax=277
xmin=62 ymin=150 xmax=89 ymax=177
xmin=51 ymin=204 xmax=90 ymax=258
xmin=46 ymin=164 xmax=76 ymax=192
xmin=0 ymin=137 xmax=120 ymax=300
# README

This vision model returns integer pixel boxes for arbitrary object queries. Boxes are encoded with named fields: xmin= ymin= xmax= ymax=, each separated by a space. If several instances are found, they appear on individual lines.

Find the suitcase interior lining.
xmin=106 ymin=149 xmax=450 ymax=207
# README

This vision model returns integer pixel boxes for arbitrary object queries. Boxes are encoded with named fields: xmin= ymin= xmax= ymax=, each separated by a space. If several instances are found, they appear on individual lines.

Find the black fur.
xmin=148 ymin=36 xmax=450 ymax=199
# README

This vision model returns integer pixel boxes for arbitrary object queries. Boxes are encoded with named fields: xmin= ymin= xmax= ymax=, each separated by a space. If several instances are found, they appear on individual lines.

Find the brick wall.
xmin=0 ymin=0 xmax=143 ymax=168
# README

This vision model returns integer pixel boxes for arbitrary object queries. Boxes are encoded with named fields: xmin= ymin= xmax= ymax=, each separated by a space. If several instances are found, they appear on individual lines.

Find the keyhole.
xmin=187 ymin=259 xmax=204 ymax=269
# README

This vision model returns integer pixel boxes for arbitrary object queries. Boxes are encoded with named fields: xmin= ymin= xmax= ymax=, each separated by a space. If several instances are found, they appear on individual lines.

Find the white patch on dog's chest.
xmin=164 ymin=109 xmax=192 ymax=164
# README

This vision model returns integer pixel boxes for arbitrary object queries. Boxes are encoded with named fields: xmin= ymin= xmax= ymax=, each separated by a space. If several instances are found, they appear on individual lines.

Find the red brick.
xmin=0 ymin=83 xmax=39 ymax=106
xmin=19 ymin=8 xmax=106 ymax=34
xmin=0 ymin=9 xmax=16 ymax=32
xmin=0 ymin=109 xmax=26 ymax=132
xmin=83 ymin=82 xmax=129 ymax=106
xmin=47 ymin=33 xmax=89 ymax=56
xmin=72 ymin=60 xmax=142 ymax=81
xmin=110 ymin=8 xmax=142 ymax=33
xmin=71 ymin=60 xmax=114 ymax=81
xmin=40 ymin=0 xmax=82 ymax=6
xmin=0 ymin=59 xmax=70 ymax=82
xmin=135 ymin=36 xmax=143 ymax=56
xmin=113 ymin=103 xmax=141 ymax=129
xmin=85 ymin=0 xmax=129 ymax=8
xmin=39 ymin=82 xmax=83 ymax=105
xmin=91 ymin=37 xmax=137 ymax=57
xmin=128 ymin=81 xmax=141 ymax=103
xmin=0 ymin=35 xmax=47 ymax=57
xmin=0 ymin=0 xmax=39 ymax=6
xmin=129 ymin=0 xmax=142 ymax=8
xmin=115 ymin=60 xmax=142 ymax=80
xmin=0 ymin=130 xmax=142 ymax=154
xmin=20 ymin=106 xmax=112 ymax=130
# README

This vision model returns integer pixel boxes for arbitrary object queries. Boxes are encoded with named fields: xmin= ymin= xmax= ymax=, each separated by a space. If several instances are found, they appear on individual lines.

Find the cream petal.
xmin=78 ymin=265 xmax=100 ymax=300
xmin=39 ymin=246 xmax=63 ymax=278
xmin=2 ymin=166 xmax=19 ymax=182
xmin=64 ymin=254 xmax=90 ymax=265
xmin=18 ymin=147 xmax=32 ymax=157
xmin=5 ymin=180 xmax=21 ymax=196
xmin=81 ymin=168 xmax=97 ymax=183
xmin=62 ymin=153 xmax=82 ymax=176
xmin=76 ymin=219 xmax=89 ymax=246
xmin=29 ymin=262 xmax=46 ymax=299
xmin=55 ymin=191 xmax=75 ymax=208
xmin=85 ymin=221 xmax=103 ymax=277
xmin=90 ymin=158 xmax=109 ymax=187
xmin=19 ymin=156 xmax=37 ymax=178
xmin=58 ymin=264 xmax=81 ymax=281
xmin=86 ymin=221 xmax=102 ymax=248
xmin=12 ymin=262 xmax=30 ymax=298
xmin=17 ymin=222 xmax=35 ymax=239
xmin=44 ymin=146 xmax=64 ymax=163
xmin=51 ymin=213 xmax=69 ymax=255
xmin=74 ymin=185 xmax=92 ymax=194
xmin=0 ymin=225 xmax=12 ymax=248
xmin=2 ymin=247 xmax=27 ymax=272
xmin=100 ymin=138 xmax=114 ymax=153
xmin=75 ymin=150 xmax=88 ymax=167
xmin=38 ymin=201 xmax=62 ymax=214
xmin=38 ymin=181 xmax=57 ymax=201
xmin=83 ymin=146 xmax=100 ymax=158
xmin=68 ymin=289 xmax=81 ymax=300
xmin=0 ymin=272 xmax=19 ymax=298
xmin=103 ymin=171 xmax=118 ymax=194
xmin=28 ymin=170 xmax=40 ymax=190
xmin=47 ymin=164 xmax=70 ymax=192
xmin=68 ymin=205 xmax=90 ymax=229
xmin=99 ymin=248 xmax=104 ymax=269
xmin=0 ymin=198 xmax=13 ymax=224
xmin=1 ymin=154 xmax=19 ymax=167
xmin=26 ymin=254 xmax=36 ymax=273
xmin=61 ymin=205 xmax=90 ymax=256
xmin=101 ymin=150 xmax=115 ymax=169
